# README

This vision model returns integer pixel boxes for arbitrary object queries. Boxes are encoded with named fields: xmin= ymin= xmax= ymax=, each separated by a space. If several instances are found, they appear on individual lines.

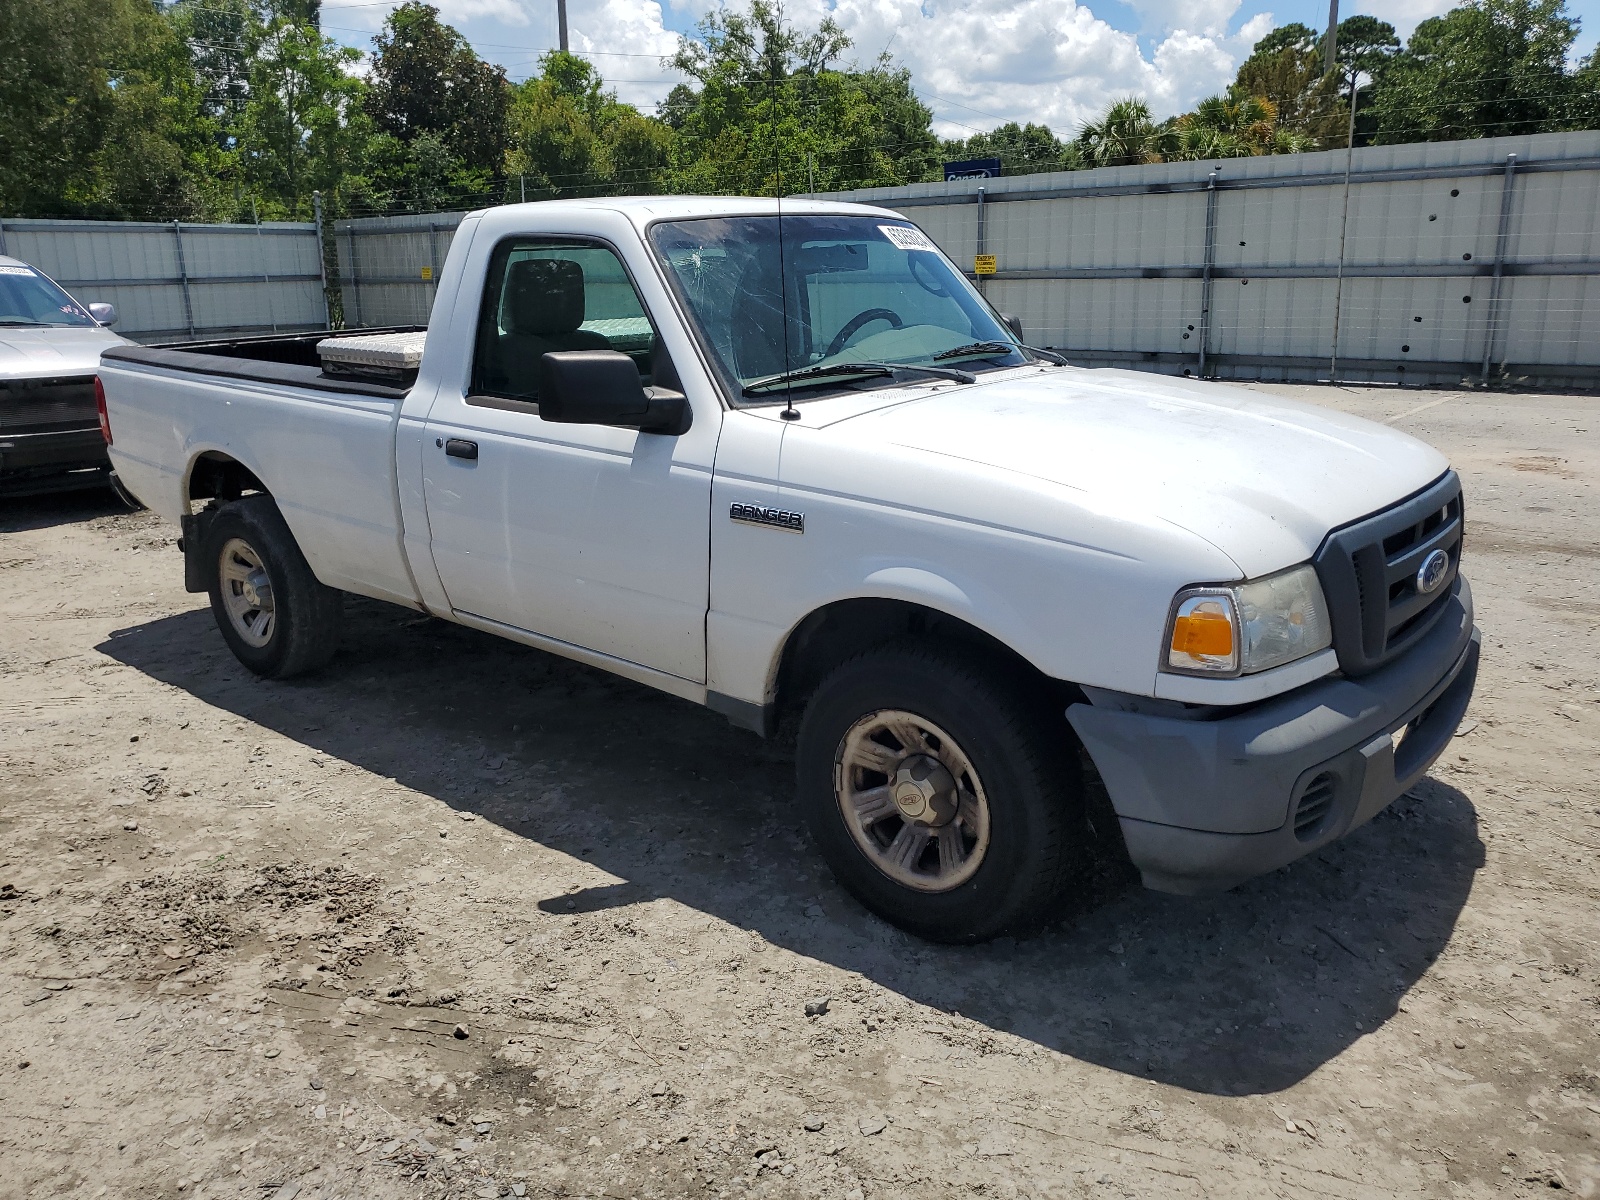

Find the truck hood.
xmin=815 ymin=367 xmax=1450 ymax=578
xmin=0 ymin=325 xmax=127 ymax=382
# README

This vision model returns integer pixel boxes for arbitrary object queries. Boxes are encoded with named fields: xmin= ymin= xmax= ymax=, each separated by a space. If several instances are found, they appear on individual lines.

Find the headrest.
xmin=505 ymin=258 xmax=585 ymax=335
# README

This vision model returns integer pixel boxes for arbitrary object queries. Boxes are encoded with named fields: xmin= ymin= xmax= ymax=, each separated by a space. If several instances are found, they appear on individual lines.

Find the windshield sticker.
xmin=878 ymin=225 xmax=937 ymax=252
xmin=0 ymin=265 xmax=38 ymax=276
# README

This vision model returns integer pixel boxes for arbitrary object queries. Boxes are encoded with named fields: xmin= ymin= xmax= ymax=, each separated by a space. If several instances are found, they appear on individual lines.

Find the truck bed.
xmin=101 ymin=327 xmax=426 ymax=399
xmin=97 ymin=326 xmax=428 ymax=610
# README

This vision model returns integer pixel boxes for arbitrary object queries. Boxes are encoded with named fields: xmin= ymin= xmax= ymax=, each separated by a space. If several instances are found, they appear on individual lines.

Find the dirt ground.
xmin=0 ymin=382 xmax=1596 ymax=1200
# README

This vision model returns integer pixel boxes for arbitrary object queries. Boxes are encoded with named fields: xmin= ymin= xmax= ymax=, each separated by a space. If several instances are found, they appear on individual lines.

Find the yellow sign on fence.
xmin=974 ymin=255 xmax=997 ymax=275
xmin=420 ymin=266 xmax=434 ymax=281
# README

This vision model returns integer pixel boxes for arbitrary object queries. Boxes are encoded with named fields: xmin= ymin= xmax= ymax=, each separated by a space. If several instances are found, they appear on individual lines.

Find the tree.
xmin=1165 ymin=94 xmax=1321 ymax=160
xmin=1076 ymin=98 xmax=1163 ymax=167
xmin=236 ymin=17 xmax=373 ymax=216
xmin=0 ymin=0 xmax=224 ymax=219
xmin=1367 ymin=0 xmax=1579 ymax=143
xmin=663 ymin=1 xmax=938 ymax=194
xmin=941 ymin=122 xmax=1078 ymax=176
xmin=366 ymin=3 xmax=509 ymax=176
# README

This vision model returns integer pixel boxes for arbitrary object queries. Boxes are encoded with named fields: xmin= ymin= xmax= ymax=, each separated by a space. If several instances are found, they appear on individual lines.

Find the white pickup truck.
xmin=98 ymin=197 xmax=1478 ymax=942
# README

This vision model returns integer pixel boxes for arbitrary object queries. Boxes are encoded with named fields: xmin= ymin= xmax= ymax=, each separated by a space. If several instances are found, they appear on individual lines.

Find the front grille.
xmin=0 ymin=375 xmax=98 ymax=433
xmin=1293 ymin=772 xmax=1338 ymax=840
xmin=1313 ymin=471 xmax=1463 ymax=676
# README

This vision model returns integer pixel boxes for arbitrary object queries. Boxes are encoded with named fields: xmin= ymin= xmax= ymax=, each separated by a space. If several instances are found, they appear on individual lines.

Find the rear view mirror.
xmin=87 ymin=302 xmax=118 ymax=327
xmin=540 ymin=350 xmax=691 ymax=436
xmin=1001 ymin=312 xmax=1023 ymax=342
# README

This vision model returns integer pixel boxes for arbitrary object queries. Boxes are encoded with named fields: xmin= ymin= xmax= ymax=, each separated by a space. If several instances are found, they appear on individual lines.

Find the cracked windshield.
xmin=650 ymin=214 xmax=1029 ymax=400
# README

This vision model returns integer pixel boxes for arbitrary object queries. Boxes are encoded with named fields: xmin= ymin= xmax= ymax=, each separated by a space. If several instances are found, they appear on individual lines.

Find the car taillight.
xmin=95 ymin=376 xmax=112 ymax=445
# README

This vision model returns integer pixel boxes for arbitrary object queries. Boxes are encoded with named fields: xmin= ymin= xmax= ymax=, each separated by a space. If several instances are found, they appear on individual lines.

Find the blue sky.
xmin=320 ymin=0 xmax=1600 ymax=138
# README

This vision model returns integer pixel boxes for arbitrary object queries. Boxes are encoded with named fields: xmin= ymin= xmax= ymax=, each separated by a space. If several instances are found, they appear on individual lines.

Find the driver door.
xmin=420 ymin=236 xmax=712 ymax=683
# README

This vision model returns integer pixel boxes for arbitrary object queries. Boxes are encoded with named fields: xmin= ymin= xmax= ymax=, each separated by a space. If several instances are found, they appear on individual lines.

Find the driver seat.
xmin=500 ymin=258 xmax=610 ymax=396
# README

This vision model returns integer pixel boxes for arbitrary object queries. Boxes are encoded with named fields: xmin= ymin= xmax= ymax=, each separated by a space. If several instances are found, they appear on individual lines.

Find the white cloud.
xmin=329 ymin=0 xmax=1278 ymax=136
xmin=1351 ymin=0 xmax=1450 ymax=39
xmin=805 ymin=0 xmax=1266 ymax=137
xmin=1119 ymin=0 xmax=1241 ymax=38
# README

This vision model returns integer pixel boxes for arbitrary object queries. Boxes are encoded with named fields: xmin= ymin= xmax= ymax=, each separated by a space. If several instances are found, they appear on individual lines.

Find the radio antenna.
xmin=773 ymin=9 xmax=800 ymax=422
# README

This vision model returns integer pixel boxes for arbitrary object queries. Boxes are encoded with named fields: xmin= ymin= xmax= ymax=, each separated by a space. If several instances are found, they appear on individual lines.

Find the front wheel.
xmin=797 ymin=640 xmax=1087 ymax=943
xmin=204 ymin=494 xmax=343 ymax=678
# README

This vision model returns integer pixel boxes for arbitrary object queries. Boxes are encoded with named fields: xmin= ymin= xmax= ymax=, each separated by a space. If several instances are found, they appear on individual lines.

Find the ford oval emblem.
xmin=1416 ymin=548 xmax=1451 ymax=595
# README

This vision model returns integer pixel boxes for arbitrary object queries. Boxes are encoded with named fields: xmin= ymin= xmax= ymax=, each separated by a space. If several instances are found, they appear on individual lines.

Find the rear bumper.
xmin=1068 ymin=577 xmax=1478 ymax=894
xmin=0 ymin=426 xmax=109 ymax=492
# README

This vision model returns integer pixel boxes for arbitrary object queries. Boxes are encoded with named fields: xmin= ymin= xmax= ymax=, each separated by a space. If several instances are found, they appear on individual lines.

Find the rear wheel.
xmin=204 ymin=495 xmax=342 ymax=678
xmin=797 ymin=640 xmax=1087 ymax=943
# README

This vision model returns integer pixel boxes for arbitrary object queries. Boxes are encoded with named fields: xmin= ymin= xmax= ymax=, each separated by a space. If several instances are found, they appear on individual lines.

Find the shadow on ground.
xmin=97 ymin=591 xmax=1483 ymax=1097
xmin=0 ymin=485 xmax=127 ymax=533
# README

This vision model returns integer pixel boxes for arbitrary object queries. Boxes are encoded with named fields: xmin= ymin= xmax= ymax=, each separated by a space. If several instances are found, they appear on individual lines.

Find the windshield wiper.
xmin=933 ymin=340 xmax=1070 ymax=366
xmin=932 ymin=341 xmax=1018 ymax=362
xmin=742 ymin=360 xmax=976 ymax=396
xmin=0 ymin=319 xmax=51 ymax=327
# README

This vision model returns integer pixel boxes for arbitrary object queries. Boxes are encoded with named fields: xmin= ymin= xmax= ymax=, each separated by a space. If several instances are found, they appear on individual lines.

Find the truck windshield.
xmin=649 ymin=215 xmax=1028 ymax=403
xmin=0 ymin=265 xmax=96 ymax=328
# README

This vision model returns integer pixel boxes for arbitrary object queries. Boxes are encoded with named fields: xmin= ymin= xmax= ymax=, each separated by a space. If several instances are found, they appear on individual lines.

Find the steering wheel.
xmin=826 ymin=308 xmax=903 ymax=357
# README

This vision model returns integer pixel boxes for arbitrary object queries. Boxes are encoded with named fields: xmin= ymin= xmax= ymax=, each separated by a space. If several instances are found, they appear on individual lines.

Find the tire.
xmin=204 ymin=494 xmax=343 ymax=678
xmin=797 ymin=639 xmax=1087 ymax=943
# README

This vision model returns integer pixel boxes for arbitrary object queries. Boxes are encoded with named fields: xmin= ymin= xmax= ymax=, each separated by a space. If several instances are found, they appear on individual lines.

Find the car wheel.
xmin=204 ymin=494 xmax=342 ymax=678
xmin=797 ymin=639 xmax=1087 ymax=943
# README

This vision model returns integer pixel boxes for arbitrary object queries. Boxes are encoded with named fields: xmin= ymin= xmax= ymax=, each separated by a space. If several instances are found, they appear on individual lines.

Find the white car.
xmin=97 ymin=197 xmax=1478 ymax=942
xmin=0 ymin=255 xmax=126 ymax=495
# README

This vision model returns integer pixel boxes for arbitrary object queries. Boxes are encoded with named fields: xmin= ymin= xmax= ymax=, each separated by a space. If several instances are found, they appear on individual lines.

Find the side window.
xmin=470 ymin=240 xmax=656 ymax=404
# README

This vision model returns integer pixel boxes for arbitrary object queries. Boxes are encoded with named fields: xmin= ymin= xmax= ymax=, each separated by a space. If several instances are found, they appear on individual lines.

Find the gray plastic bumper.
xmin=1067 ymin=578 xmax=1479 ymax=895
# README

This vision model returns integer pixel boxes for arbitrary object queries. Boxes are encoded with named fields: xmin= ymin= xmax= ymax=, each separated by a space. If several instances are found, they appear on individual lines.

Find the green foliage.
xmin=1076 ymin=98 xmax=1164 ymax=167
xmin=236 ymin=17 xmax=373 ymax=217
xmin=0 ymin=0 xmax=222 ymax=218
xmin=505 ymin=52 xmax=670 ymax=197
xmin=5 ymin=0 xmax=1600 ymax=221
xmin=365 ymin=2 xmax=510 ymax=180
xmin=661 ymin=1 xmax=939 ymax=193
xmin=1367 ymin=0 xmax=1584 ymax=142
xmin=941 ymin=122 xmax=1080 ymax=175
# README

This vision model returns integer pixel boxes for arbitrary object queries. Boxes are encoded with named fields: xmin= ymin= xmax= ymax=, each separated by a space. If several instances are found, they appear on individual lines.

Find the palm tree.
xmin=1076 ymin=97 xmax=1163 ymax=167
xmin=1167 ymin=92 xmax=1314 ymax=160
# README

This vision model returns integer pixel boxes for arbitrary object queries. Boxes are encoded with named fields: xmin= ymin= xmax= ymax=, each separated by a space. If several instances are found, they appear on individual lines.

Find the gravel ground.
xmin=0 ymin=383 xmax=1596 ymax=1200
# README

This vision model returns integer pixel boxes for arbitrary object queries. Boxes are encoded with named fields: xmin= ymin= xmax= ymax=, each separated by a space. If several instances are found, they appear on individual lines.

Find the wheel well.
xmin=772 ymin=598 xmax=1081 ymax=726
xmin=187 ymin=452 xmax=268 ymax=512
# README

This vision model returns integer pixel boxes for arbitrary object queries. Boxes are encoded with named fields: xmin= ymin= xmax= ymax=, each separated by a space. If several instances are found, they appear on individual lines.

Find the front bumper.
xmin=1068 ymin=577 xmax=1478 ymax=894
xmin=0 ymin=426 xmax=110 ymax=493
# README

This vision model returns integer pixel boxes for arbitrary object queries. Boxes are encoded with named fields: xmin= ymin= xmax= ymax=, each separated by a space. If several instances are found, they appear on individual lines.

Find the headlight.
xmin=1164 ymin=565 xmax=1333 ymax=677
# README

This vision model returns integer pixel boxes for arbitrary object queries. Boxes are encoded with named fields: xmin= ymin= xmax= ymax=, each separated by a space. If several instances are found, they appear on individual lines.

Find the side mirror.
xmin=87 ymin=302 xmax=118 ymax=327
xmin=1001 ymin=312 xmax=1023 ymax=342
xmin=540 ymin=350 xmax=691 ymax=436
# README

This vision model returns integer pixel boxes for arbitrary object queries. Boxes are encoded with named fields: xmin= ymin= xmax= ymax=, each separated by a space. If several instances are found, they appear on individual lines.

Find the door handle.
xmin=444 ymin=438 xmax=478 ymax=460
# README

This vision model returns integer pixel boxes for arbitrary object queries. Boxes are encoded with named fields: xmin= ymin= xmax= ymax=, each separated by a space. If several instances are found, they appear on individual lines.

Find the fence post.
xmin=172 ymin=220 xmax=196 ymax=338
xmin=254 ymin=204 xmax=279 ymax=334
xmin=1480 ymin=153 xmax=1519 ymax=386
xmin=1197 ymin=170 xmax=1218 ymax=376
xmin=346 ymin=225 xmax=364 ymax=327
xmin=428 ymin=222 xmax=441 ymax=307
xmin=975 ymin=184 xmax=987 ymax=295
xmin=313 ymin=191 xmax=333 ymax=328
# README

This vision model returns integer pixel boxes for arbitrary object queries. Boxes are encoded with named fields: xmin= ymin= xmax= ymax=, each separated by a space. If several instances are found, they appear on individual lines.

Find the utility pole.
xmin=1322 ymin=0 xmax=1339 ymax=79
xmin=556 ymin=0 xmax=568 ymax=52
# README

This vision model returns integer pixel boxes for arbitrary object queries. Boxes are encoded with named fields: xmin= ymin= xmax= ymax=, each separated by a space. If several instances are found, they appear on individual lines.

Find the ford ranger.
xmin=97 ymin=197 xmax=1479 ymax=942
